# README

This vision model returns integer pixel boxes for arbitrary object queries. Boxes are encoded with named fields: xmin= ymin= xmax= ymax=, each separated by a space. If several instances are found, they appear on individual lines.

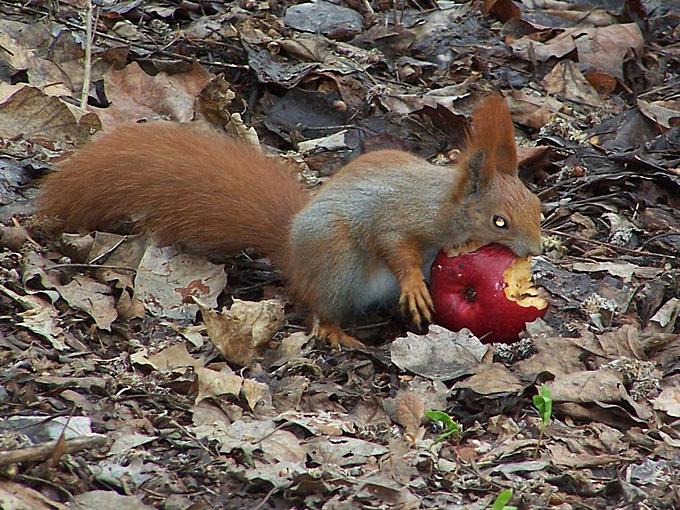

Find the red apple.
xmin=430 ymin=243 xmax=548 ymax=343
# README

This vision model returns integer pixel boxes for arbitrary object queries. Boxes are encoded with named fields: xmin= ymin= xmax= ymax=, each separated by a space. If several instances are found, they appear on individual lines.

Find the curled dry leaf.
xmin=196 ymin=298 xmax=285 ymax=366
xmin=16 ymin=297 xmax=66 ymax=350
xmin=653 ymin=387 xmax=680 ymax=418
xmin=543 ymin=61 xmax=603 ymax=107
xmin=637 ymin=99 xmax=680 ymax=129
xmin=242 ymin=378 xmax=273 ymax=413
xmin=195 ymin=366 xmax=243 ymax=404
xmin=483 ymin=0 xmax=520 ymax=21
xmin=116 ymin=289 xmax=146 ymax=321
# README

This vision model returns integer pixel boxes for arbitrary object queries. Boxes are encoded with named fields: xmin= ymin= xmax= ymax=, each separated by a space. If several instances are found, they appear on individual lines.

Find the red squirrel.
xmin=38 ymin=95 xmax=542 ymax=348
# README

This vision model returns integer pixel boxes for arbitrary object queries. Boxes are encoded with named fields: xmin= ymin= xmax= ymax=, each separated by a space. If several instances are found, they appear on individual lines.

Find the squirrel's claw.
xmin=313 ymin=322 xmax=365 ymax=349
xmin=399 ymin=277 xmax=434 ymax=327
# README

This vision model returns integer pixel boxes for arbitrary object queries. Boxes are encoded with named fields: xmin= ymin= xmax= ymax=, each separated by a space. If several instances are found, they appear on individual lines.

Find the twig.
xmin=15 ymin=474 xmax=73 ymax=505
xmin=252 ymin=485 xmax=280 ymax=510
xmin=640 ymin=232 xmax=680 ymax=249
xmin=0 ymin=0 xmax=249 ymax=69
xmin=361 ymin=0 xmax=375 ymax=15
xmin=79 ymin=0 xmax=94 ymax=110
xmin=543 ymin=228 xmax=678 ymax=260
xmin=89 ymin=234 xmax=130 ymax=264
xmin=46 ymin=263 xmax=136 ymax=272
xmin=0 ymin=435 xmax=108 ymax=466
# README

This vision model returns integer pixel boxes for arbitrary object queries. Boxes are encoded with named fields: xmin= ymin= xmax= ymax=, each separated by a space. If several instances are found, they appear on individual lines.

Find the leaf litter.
xmin=0 ymin=0 xmax=679 ymax=509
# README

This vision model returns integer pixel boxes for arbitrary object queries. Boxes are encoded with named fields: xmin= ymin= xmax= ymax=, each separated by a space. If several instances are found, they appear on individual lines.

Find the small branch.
xmin=79 ymin=0 xmax=94 ymax=110
xmin=543 ymin=228 xmax=678 ymax=260
xmin=89 ymin=234 xmax=130 ymax=264
xmin=0 ymin=0 xmax=249 ymax=70
xmin=0 ymin=435 xmax=108 ymax=467
xmin=45 ymin=263 xmax=136 ymax=272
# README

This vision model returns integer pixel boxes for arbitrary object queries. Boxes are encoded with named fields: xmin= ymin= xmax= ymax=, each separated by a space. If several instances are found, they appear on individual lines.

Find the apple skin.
xmin=430 ymin=243 xmax=548 ymax=344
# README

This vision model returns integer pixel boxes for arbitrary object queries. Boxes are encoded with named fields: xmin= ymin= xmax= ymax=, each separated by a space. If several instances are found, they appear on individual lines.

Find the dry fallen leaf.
xmin=0 ymin=85 xmax=96 ymax=144
xmin=653 ymin=387 xmax=680 ymax=418
xmin=637 ymin=99 xmax=680 ymax=129
xmin=55 ymin=275 xmax=117 ymax=331
xmin=241 ymin=378 xmax=273 ymax=413
xmin=543 ymin=60 xmax=603 ymax=107
xmin=197 ymin=298 xmax=285 ymax=366
xmin=394 ymin=391 xmax=425 ymax=438
xmin=0 ymin=479 xmax=68 ymax=510
xmin=547 ymin=368 xmax=627 ymax=403
xmin=134 ymin=243 xmax=228 ymax=321
xmin=195 ymin=366 xmax=243 ymax=404
xmin=390 ymin=326 xmax=488 ymax=381
xmin=71 ymin=490 xmax=154 ymax=510
xmin=145 ymin=343 xmax=203 ymax=372
xmin=96 ymin=62 xmax=213 ymax=130
xmin=511 ymin=23 xmax=644 ymax=79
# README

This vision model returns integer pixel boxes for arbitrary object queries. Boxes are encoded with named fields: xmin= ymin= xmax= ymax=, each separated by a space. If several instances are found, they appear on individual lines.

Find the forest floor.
xmin=0 ymin=0 xmax=679 ymax=509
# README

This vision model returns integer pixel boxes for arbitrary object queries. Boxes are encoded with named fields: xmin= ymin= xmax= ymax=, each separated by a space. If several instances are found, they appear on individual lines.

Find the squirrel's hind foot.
xmin=313 ymin=322 xmax=365 ymax=349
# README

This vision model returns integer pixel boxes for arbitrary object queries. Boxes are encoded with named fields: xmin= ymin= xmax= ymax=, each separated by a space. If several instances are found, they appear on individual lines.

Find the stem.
xmin=79 ymin=0 xmax=94 ymax=110
xmin=533 ymin=425 xmax=544 ymax=459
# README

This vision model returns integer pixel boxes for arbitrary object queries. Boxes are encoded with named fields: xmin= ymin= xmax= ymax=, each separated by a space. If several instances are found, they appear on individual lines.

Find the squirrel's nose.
xmin=527 ymin=238 xmax=543 ymax=257
xmin=514 ymin=238 xmax=542 ymax=257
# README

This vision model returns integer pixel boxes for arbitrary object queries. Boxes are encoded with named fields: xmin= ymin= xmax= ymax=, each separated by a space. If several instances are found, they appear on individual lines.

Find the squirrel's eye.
xmin=493 ymin=215 xmax=508 ymax=229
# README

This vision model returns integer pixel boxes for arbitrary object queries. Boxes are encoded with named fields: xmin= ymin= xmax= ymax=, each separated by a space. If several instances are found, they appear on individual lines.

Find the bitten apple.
xmin=430 ymin=243 xmax=548 ymax=343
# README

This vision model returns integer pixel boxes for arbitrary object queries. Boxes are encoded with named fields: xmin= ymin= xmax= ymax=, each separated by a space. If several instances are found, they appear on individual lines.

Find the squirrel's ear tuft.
xmin=464 ymin=94 xmax=518 ymax=176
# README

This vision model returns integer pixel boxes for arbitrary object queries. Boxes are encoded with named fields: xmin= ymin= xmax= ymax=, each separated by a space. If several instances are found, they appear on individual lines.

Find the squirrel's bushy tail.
xmin=38 ymin=122 xmax=309 ymax=267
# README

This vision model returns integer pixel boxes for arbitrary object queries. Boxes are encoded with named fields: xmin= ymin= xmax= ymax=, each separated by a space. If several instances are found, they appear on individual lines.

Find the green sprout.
xmin=532 ymin=383 xmax=553 ymax=458
xmin=424 ymin=410 xmax=461 ymax=443
xmin=491 ymin=488 xmax=517 ymax=510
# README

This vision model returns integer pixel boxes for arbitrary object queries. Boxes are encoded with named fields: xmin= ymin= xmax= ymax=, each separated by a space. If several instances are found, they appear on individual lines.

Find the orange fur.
xmin=38 ymin=122 xmax=308 ymax=269
xmin=465 ymin=93 xmax=518 ymax=176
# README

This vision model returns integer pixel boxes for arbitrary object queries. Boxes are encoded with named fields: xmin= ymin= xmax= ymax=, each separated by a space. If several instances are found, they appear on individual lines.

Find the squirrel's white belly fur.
xmin=355 ymin=249 xmax=438 ymax=309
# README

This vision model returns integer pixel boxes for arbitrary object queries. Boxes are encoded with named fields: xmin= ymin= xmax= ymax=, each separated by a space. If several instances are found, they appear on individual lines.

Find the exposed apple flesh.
xmin=430 ymin=243 xmax=548 ymax=343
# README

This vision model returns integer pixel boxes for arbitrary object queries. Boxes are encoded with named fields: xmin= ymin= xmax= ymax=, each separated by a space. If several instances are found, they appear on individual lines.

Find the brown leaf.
xmin=0 ymin=85 xmax=95 ymax=144
xmin=454 ymin=363 xmax=525 ymax=396
xmin=483 ymin=0 xmax=521 ymax=22
xmin=395 ymin=391 xmax=424 ymax=436
xmin=195 ymin=366 xmax=243 ymax=404
xmin=197 ymin=298 xmax=285 ymax=366
xmin=547 ymin=368 xmax=626 ymax=403
xmin=653 ymin=387 xmax=680 ymax=418
xmin=637 ymin=99 xmax=680 ymax=129
xmin=543 ymin=60 xmax=603 ymax=107
xmin=585 ymin=70 xmax=617 ymax=96
xmin=96 ymin=62 xmax=213 ymax=130
xmin=507 ymin=90 xmax=563 ymax=129
xmin=390 ymin=326 xmax=488 ymax=381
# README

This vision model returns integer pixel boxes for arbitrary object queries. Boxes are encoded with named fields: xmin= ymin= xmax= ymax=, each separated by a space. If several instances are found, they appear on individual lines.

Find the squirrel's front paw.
xmin=399 ymin=276 xmax=434 ymax=327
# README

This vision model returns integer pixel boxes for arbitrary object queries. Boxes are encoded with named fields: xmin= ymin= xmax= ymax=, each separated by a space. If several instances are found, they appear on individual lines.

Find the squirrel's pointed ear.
xmin=461 ymin=150 xmax=493 ymax=195
xmin=465 ymin=94 xmax=518 ymax=176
